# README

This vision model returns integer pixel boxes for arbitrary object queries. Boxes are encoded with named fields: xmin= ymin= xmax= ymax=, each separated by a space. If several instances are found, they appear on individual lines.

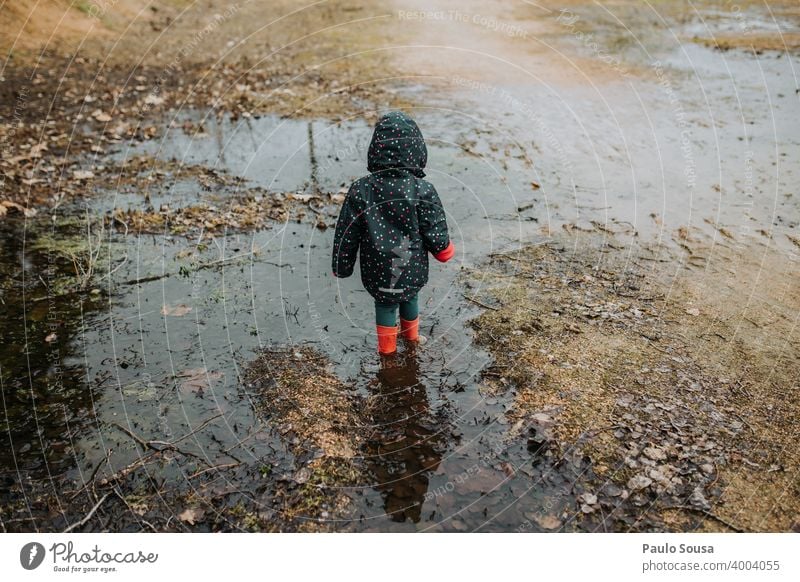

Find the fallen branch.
xmin=113 ymin=412 xmax=224 ymax=452
xmin=97 ymin=452 xmax=158 ymax=486
xmin=63 ymin=490 xmax=114 ymax=533
xmin=67 ymin=453 xmax=110 ymax=501
xmin=112 ymin=417 xmax=237 ymax=469
xmin=187 ymin=462 xmax=240 ymax=480
xmin=463 ymin=294 xmax=500 ymax=311
xmin=663 ymin=504 xmax=746 ymax=533
xmin=171 ymin=412 xmax=225 ymax=446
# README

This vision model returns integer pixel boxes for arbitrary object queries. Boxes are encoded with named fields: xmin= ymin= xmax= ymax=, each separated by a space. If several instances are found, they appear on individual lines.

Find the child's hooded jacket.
xmin=332 ymin=111 xmax=453 ymax=305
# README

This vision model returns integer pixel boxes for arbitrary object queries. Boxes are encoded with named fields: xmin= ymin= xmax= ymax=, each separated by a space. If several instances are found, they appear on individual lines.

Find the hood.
xmin=367 ymin=111 xmax=427 ymax=178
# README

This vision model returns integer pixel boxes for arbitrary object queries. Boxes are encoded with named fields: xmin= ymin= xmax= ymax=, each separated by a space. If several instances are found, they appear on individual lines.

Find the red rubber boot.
xmin=400 ymin=317 xmax=419 ymax=341
xmin=376 ymin=324 xmax=398 ymax=354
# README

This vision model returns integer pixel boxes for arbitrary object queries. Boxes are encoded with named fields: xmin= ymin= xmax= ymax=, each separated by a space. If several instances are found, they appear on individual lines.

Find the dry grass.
xmin=243 ymin=346 xmax=366 ymax=530
xmin=467 ymin=231 xmax=800 ymax=531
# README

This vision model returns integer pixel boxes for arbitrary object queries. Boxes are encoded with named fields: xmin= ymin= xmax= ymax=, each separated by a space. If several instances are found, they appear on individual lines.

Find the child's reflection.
xmin=365 ymin=347 xmax=442 ymax=523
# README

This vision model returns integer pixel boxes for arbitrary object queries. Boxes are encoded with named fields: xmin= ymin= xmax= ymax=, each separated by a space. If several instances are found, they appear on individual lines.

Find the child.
xmin=331 ymin=111 xmax=455 ymax=355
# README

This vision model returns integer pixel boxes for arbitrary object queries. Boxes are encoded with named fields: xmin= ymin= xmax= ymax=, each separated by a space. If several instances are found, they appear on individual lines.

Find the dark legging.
xmin=375 ymin=294 xmax=419 ymax=327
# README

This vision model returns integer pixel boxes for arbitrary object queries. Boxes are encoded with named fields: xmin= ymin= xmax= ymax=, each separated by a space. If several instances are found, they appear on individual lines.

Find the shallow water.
xmin=2 ymin=108 xmax=561 ymax=531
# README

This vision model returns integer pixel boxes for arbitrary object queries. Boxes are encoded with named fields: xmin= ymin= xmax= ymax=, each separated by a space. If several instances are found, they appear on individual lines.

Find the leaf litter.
xmin=465 ymin=230 xmax=800 ymax=532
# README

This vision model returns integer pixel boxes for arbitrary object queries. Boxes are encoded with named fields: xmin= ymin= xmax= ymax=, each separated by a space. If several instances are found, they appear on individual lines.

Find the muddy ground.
xmin=1 ymin=0 xmax=799 ymax=532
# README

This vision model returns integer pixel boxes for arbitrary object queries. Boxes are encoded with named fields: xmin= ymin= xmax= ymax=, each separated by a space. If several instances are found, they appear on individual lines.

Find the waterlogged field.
xmin=1 ymin=0 xmax=798 ymax=532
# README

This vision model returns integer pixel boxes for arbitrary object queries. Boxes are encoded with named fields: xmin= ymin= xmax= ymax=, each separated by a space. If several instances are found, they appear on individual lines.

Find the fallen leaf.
xmin=72 ymin=170 xmax=95 ymax=180
xmin=177 ymin=367 xmax=223 ymax=394
xmin=643 ymin=446 xmax=667 ymax=461
xmin=627 ymin=474 xmax=653 ymax=491
xmin=535 ymin=514 xmax=562 ymax=530
xmin=144 ymin=94 xmax=164 ymax=106
xmin=294 ymin=467 xmax=311 ymax=484
xmin=161 ymin=303 xmax=192 ymax=316
xmin=1 ymin=200 xmax=37 ymax=217
xmin=93 ymin=111 xmax=112 ymax=123
xmin=178 ymin=507 xmax=204 ymax=525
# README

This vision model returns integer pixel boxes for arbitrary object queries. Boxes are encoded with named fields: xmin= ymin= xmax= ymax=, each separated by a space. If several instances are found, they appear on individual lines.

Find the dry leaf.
xmin=72 ymin=170 xmax=95 ymax=180
xmin=500 ymin=462 xmax=515 ymax=478
xmin=535 ymin=514 xmax=562 ymax=530
xmin=161 ymin=303 xmax=192 ymax=316
xmin=91 ymin=109 xmax=111 ymax=122
xmin=144 ymin=94 xmax=164 ymax=106
xmin=178 ymin=507 xmax=204 ymax=525
xmin=177 ymin=367 xmax=223 ymax=394
xmin=1 ymin=200 xmax=37 ymax=217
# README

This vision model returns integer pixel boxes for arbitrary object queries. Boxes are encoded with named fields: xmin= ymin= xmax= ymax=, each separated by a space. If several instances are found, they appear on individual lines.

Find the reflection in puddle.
xmin=365 ymin=348 xmax=445 ymax=523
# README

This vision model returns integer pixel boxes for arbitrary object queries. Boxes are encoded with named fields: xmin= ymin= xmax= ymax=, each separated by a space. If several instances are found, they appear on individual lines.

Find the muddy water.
xmin=2 ymin=108 xmax=571 ymax=531
xmin=395 ymin=0 xmax=799 ymax=250
xmin=3 ymin=4 xmax=799 ymax=531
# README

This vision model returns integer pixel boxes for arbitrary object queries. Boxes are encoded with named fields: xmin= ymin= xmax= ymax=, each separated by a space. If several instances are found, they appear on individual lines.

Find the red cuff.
xmin=433 ymin=241 xmax=455 ymax=262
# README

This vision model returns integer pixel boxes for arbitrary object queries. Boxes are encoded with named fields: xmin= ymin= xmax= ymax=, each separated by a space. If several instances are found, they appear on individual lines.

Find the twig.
xmin=195 ymin=250 xmax=258 ymax=270
xmin=68 ymin=453 xmax=110 ymax=501
xmin=488 ymin=251 xmax=525 ymax=261
xmin=112 ymin=420 xmax=235 ymax=468
xmin=171 ymin=412 xmax=225 ymax=446
xmin=187 ymin=462 xmax=239 ymax=480
xmin=63 ymin=490 xmax=114 ymax=533
xmin=111 ymin=487 xmax=157 ymax=532
xmin=663 ymin=504 xmax=746 ymax=533
xmin=463 ymin=294 xmax=500 ymax=311
xmin=731 ymin=411 xmax=756 ymax=435
xmin=113 ymin=422 xmax=150 ymax=450
xmin=113 ymin=412 xmax=223 ymax=451
xmin=98 ymin=452 xmax=158 ymax=486
xmin=582 ymin=424 xmax=625 ymax=439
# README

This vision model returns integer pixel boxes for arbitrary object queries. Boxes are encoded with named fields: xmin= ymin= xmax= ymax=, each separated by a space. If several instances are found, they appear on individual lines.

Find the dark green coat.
xmin=331 ymin=111 xmax=451 ymax=305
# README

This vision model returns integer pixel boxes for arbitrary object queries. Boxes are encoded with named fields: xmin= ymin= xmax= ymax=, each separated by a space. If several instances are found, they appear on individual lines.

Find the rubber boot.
xmin=376 ymin=324 xmax=398 ymax=354
xmin=400 ymin=317 xmax=419 ymax=341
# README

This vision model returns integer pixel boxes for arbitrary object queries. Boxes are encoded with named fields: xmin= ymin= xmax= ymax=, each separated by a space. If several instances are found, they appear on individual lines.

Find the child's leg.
xmin=375 ymin=301 xmax=399 ymax=354
xmin=399 ymin=294 xmax=420 ymax=341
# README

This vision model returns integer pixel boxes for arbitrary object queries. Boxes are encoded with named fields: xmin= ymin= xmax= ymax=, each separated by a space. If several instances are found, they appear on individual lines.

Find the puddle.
xmin=1 ymin=109 xmax=558 ymax=531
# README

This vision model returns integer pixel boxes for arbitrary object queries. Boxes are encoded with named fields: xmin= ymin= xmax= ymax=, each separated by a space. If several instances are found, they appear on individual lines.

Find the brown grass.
xmin=468 ymin=231 xmax=800 ymax=531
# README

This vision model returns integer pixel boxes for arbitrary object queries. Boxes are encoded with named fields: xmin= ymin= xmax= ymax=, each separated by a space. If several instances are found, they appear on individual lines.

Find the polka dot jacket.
xmin=331 ymin=111 xmax=453 ymax=305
